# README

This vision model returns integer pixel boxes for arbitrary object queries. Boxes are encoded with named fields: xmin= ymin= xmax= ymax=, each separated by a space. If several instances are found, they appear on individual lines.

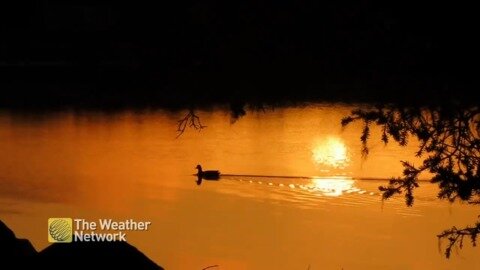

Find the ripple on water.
xmin=211 ymin=176 xmax=427 ymax=216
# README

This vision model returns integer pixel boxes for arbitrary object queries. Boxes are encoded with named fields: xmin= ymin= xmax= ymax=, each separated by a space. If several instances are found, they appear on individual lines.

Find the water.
xmin=0 ymin=105 xmax=479 ymax=269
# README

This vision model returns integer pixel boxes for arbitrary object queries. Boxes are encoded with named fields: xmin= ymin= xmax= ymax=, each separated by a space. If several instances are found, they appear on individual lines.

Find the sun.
xmin=312 ymin=137 xmax=350 ymax=169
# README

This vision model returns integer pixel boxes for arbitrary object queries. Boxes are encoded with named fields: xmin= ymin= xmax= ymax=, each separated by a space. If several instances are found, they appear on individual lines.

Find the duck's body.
xmin=195 ymin=165 xmax=220 ymax=180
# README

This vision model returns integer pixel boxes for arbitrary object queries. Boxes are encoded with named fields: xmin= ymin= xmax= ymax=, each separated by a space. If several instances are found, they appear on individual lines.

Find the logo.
xmin=48 ymin=218 xmax=72 ymax=243
xmin=47 ymin=218 xmax=151 ymax=243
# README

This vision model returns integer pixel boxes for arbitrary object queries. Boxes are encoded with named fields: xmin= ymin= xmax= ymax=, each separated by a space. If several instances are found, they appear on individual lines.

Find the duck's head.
xmin=195 ymin=164 xmax=202 ymax=170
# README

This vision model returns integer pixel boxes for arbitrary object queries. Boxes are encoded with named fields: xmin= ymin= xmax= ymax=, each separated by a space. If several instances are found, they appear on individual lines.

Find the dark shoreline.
xmin=1 ymin=83 xmax=478 ymax=113
xmin=2 ymin=2 xmax=479 ymax=111
xmin=0 ymin=0 xmax=480 ymax=111
xmin=0 ymin=220 xmax=164 ymax=270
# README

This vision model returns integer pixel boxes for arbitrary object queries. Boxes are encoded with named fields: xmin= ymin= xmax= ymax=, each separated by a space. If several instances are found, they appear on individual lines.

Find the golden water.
xmin=0 ymin=105 xmax=478 ymax=269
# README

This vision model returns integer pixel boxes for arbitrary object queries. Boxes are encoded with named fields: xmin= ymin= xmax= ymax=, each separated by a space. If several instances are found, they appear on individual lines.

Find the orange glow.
xmin=311 ymin=177 xmax=355 ymax=196
xmin=312 ymin=137 xmax=350 ymax=169
xmin=0 ymin=107 xmax=477 ymax=270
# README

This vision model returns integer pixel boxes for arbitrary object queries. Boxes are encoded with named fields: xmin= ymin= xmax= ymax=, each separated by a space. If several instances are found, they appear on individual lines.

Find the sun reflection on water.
xmin=311 ymin=177 xmax=355 ymax=197
xmin=312 ymin=137 xmax=350 ymax=170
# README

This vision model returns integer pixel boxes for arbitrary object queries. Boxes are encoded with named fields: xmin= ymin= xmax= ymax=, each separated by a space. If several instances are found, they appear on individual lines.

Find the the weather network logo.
xmin=48 ymin=218 xmax=73 ymax=243
xmin=48 ymin=217 xmax=151 ymax=243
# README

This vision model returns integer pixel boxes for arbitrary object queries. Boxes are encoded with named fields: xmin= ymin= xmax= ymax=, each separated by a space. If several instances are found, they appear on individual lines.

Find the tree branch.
xmin=176 ymin=109 xmax=206 ymax=138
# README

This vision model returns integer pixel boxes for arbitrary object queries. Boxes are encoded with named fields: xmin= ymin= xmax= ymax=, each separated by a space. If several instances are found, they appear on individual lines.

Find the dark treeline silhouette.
xmin=1 ymin=1 xmax=479 ymax=110
xmin=342 ymin=104 xmax=480 ymax=258
xmin=0 ymin=220 xmax=164 ymax=269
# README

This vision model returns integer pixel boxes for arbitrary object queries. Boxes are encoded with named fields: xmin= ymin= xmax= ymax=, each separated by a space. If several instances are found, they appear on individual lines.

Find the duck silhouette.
xmin=195 ymin=164 xmax=220 ymax=181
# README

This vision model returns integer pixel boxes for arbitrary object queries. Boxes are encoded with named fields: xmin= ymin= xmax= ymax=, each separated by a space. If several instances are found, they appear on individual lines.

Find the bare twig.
xmin=176 ymin=109 xmax=206 ymax=138
xmin=202 ymin=265 xmax=219 ymax=270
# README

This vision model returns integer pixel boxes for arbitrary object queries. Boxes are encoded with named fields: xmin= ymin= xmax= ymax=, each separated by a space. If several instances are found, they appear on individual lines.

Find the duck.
xmin=195 ymin=164 xmax=220 ymax=180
